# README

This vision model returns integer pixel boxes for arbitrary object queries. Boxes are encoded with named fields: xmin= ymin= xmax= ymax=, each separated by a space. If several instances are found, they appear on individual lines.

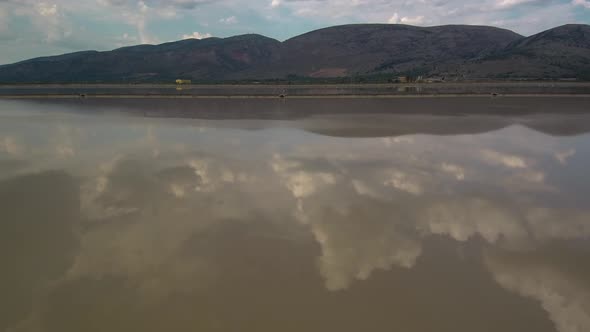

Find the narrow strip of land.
xmin=3 ymin=94 xmax=590 ymax=99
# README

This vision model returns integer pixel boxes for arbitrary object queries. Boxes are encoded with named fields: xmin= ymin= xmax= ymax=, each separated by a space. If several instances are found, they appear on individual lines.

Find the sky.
xmin=0 ymin=0 xmax=589 ymax=64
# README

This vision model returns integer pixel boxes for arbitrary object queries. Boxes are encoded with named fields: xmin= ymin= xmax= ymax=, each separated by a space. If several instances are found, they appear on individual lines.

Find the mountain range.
xmin=0 ymin=23 xmax=589 ymax=83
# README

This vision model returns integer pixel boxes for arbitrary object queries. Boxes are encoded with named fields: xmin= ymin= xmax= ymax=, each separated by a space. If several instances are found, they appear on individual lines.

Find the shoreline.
xmin=2 ymin=83 xmax=590 ymax=98
xmin=3 ymin=94 xmax=590 ymax=99
xmin=1 ymin=82 xmax=589 ymax=87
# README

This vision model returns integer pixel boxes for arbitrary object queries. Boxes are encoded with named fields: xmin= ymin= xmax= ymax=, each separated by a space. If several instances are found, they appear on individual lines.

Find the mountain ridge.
xmin=0 ymin=23 xmax=588 ymax=83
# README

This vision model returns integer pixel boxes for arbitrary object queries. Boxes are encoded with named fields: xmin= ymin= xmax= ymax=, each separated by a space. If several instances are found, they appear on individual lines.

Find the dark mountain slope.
xmin=463 ymin=24 xmax=590 ymax=79
xmin=0 ymin=34 xmax=281 ymax=83
xmin=276 ymin=24 xmax=522 ymax=77
xmin=0 ymin=24 xmax=589 ymax=83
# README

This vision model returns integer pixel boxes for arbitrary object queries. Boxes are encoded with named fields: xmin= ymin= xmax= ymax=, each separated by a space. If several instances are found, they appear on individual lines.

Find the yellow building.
xmin=175 ymin=79 xmax=192 ymax=84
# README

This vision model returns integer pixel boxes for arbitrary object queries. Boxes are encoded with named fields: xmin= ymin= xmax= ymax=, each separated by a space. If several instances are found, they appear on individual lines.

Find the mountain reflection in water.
xmin=1 ymin=98 xmax=589 ymax=332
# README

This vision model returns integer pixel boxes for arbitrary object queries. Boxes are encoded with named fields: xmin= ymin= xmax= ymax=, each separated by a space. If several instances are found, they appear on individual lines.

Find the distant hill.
xmin=0 ymin=24 xmax=589 ymax=83
xmin=0 ymin=34 xmax=281 ymax=83
xmin=461 ymin=24 xmax=590 ymax=79
xmin=275 ymin=24 xmax=522 ymax=78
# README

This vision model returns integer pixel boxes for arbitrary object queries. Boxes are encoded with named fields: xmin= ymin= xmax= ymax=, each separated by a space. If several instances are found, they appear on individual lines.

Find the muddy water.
xmin=1 ymin=98 xmax=589 ymax=332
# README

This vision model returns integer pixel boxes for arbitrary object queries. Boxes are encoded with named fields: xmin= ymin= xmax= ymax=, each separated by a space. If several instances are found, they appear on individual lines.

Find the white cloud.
xmin=441 ymin=162 xmax=465 ymax=180
xmin=351 ymin=179 xmax=383 ymax=199
xmin=384 ymin=171 xmax=424 ymax=195
xmin=69 ymin=206 xmax=215 ymax=299
xmin=269 ymin=154 xmax=426 ymax=291
xmin=98 ymin=0 xmax=187 ymax=44
xmin=388 ymin=12 xmax=425 ymax=25
xmin=382 ymin=136 xmax=414 ymax=147
xmin=69 ymin=155 xmax=263 ymax=299
xmin=487 ymin=3 xmax=577 ymax=35
xmin=284 ymin=171 xmax=336 ymax=199
xmin=135 ymin=4 xmax=156 ymax=44
xmin=520 ymin=170 xmax=545 ymax=183
xmin=495 ymin=0 xmax=536 ymax=9
xmin=486 ymin=251 xmax=590 ymax=332
xmin=295 ymin=183 xmax=423 ymax=291
xmin=169 ymin=183 xmax=186 ymax=198
xmin=388 ymin=13 xmax=399 ymax=24
xmin=182 ymin=31 xmax=212 ymax=39
xmin=267 ymin=0 xmax=580 ymax=36
xmin=572 ymin=0 xmax=590 ymax=9
xmin=0 ymin=136 xmax=23 ymax=155
xmin=401 ymin=15 xmax=425 ymax=25
xmin=114 ymin=32 xmax=138 ymax=47
xmin=315 ymin=220 xmax=422 ymax=291
xmin=219 ymin=15 xmax=238 ymax=24
xmin=419 ymin=198 xmax=529 ymax=245
xmin=99 ymin=0 xmax=215 ymax=9
xmin=481 ymin=149 xmax=528 ymax=169
xmin=138 ymin=0 xmax=149 ymax=13
xmin=188 ymin=158 xmax=239 ymax=192
xmin=555 ymin=149 xmax=576 ymax=165
xmin=270 ymin=154 xmax=300 ymax=173
xmin=7 ymin=0 xmax=73 ymax=43
xmin=271 ymin=154 xmax=337 ymax=201
xmin=37 ymin=2 xmax=58 ymax=16
xmin=52 ymin=125 xmax=78 ymax=158
xmin=270 ymin=0 xmax=281 ymax=8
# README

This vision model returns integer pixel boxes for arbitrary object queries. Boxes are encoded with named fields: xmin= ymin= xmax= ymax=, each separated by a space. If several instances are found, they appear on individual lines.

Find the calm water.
xmin=1 ymin=98 xmax=590 ymax=332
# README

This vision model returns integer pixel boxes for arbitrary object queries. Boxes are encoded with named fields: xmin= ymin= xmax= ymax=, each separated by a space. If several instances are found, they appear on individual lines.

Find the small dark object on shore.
xmin=279 ymin=88 xmax=287 ymax=98
xmin=79 ymin=93 xmax=87 ymax=98
xmin=491 ymin=92 xmax=499 ymax=97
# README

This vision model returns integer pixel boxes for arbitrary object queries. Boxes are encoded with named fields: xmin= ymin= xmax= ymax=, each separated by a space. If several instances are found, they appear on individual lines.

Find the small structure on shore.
xmin=175 ymin=79 xmax=192 ymax=85
xmin=397 ymin=76 xmax=410 ymax=83
xmin=425 ymin=76 xmax=445 ymax=83
xmin=390 ymin=75 xmax=423 ymax=83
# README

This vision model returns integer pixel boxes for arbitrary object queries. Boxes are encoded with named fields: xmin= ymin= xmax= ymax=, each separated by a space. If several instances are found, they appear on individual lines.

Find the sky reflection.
xmin=1 ymin=99 xmax=589 ymax=332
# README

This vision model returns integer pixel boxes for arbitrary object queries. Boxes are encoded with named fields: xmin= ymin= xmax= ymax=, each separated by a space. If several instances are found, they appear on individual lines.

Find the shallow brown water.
xmin=1 ymin=98 xmax=589 ymax=332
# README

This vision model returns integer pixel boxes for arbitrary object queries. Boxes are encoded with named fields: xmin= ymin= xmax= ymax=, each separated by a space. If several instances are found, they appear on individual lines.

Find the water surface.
xmin=1 ymin=98 xmax=589 ymax=332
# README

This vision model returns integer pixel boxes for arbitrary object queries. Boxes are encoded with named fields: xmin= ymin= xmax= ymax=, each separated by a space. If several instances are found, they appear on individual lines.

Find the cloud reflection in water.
xmin=1 ymin=99 xmax=589 ymax=332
